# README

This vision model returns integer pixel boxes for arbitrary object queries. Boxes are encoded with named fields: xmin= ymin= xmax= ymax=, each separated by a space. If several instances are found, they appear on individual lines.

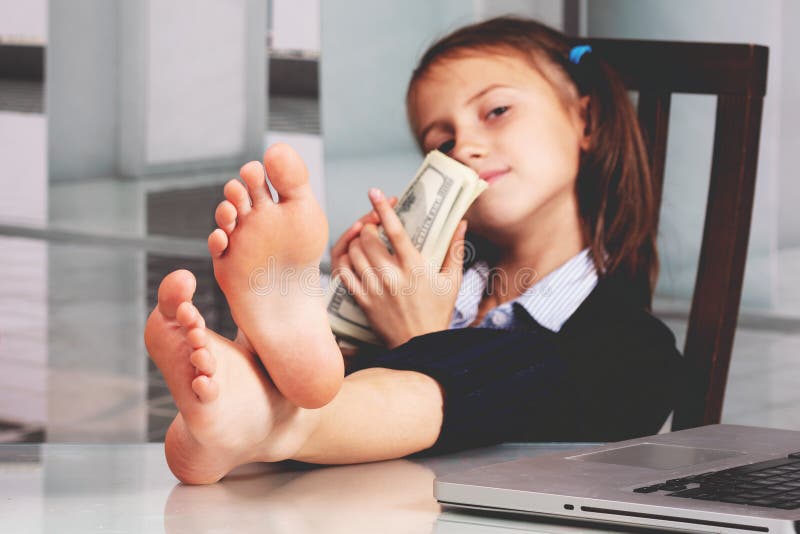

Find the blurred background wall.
xmin=47 ymin=0 xmax=266 ymax=182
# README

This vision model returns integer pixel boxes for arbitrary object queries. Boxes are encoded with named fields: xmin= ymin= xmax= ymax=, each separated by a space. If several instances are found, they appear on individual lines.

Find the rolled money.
xmin=326 ymin=150 xmax=487 ymax=345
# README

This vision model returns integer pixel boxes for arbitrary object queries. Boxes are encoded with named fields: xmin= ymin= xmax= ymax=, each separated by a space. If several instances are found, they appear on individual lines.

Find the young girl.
xmin=144 ymin=16 xmax=683 ymax=484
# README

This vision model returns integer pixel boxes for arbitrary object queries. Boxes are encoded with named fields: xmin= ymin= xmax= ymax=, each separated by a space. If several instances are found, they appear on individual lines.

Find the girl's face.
xmin=409 ymin=51 xmax=590 ymax=244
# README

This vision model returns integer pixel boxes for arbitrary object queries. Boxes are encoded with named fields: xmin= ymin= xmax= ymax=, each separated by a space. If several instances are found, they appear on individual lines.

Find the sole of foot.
xmin=207 ymin=143 xmax=343 ymax=409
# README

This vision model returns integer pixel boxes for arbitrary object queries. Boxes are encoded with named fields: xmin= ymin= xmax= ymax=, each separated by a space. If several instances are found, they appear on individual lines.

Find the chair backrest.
xmin=571 ymin=38 xmax=769 ymax=430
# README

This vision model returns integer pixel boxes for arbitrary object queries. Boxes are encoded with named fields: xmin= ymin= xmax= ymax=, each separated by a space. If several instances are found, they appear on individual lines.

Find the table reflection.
xmin=1 ymin=443 xmax=616 ymax=533
xmin=164 ymin=459 xmax=439 ymax=533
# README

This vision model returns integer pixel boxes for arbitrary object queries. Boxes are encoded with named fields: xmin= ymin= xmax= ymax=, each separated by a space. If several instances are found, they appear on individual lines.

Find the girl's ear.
xmin=576 ymin=95 xmax=592 ymax=150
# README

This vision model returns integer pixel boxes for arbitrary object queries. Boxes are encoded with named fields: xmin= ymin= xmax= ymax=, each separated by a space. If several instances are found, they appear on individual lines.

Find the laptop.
xmin=435 ymin=425 xmax=800 ymax=533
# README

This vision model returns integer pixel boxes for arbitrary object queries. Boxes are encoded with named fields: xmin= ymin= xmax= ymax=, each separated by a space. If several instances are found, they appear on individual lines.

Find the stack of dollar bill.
xmin=326 ymin=150 xmax=488 ymax=345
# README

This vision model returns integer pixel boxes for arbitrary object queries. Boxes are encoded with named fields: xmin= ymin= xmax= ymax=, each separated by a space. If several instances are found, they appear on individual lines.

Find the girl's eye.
xmin=487 ymin=106 xmax=509 ymax=119
xmin=437 ymin=139 xmax=455 ymax=153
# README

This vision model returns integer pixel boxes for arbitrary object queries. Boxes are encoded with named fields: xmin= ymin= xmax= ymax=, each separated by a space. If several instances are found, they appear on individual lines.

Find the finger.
xmin=348 ymin=239 xmax=381 ymax=295
xmin=368 ymin=189 xmax=415 ymax=262
xmin=359 ymin=223 xmax=395 ymax=267
xmin=441 ymin=220 xmax=468 ymax=283
xmin=330 ymin=254 xmax=353 ymax=283
xmin=347 ymin=238 xmax=372 ymax=281
xmin=358 ymin=196 xmax=398 ymax=226
xmin=336 ymin=265 xmax=367 ymax=306
xmin=331 ymin=197 xmax=398 ymax=261
xmin=331 ymin=220 xmax=364 ymax=262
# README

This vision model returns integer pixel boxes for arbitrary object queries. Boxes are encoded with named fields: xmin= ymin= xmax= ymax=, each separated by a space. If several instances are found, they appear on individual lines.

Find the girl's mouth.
xmin=479 ymin=168 xmax=510 ymax=185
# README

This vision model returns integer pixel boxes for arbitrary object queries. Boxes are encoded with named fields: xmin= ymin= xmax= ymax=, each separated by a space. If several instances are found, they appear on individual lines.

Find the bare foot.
xmin=144 ymin=270 xmax=317 ymax=484
xmin=208 ymin=143 xmax=343 ymax=409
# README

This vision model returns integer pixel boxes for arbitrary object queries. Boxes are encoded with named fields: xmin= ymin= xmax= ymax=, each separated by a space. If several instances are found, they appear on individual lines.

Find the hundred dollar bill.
xmin=326 ymin=150 xmax=488 ymax=345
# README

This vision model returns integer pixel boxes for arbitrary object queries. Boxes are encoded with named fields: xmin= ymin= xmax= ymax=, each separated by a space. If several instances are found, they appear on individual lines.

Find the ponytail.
xmin=568 ymin=47 xmax=658 ymax=305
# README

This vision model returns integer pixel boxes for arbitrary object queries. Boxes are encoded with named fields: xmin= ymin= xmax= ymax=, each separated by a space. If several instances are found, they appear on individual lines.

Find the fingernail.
xmin=369 ymin=188 xmax=384 ymax=201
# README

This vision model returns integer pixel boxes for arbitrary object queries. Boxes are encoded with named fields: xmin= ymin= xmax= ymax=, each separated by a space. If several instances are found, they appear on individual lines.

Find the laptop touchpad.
xmin=569 ymin=443 xmax=743 ymax=470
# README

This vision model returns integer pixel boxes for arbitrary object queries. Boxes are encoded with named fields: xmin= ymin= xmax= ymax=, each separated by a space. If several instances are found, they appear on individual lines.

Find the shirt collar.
xmin=451 ymin=248 xmax=598 ymax=332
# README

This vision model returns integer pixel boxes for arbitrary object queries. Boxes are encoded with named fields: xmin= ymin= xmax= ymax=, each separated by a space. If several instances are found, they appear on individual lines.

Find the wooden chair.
xmin=571 ymin=38 xmax=769 ymax=430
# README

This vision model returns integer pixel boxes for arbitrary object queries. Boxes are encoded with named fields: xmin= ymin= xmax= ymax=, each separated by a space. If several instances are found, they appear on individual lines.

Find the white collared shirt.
xmin=449 ymin=248 xmax=598 ymax=332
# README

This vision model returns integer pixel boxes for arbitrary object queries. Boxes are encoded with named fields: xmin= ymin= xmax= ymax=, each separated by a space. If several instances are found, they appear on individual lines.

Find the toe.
xmin=176 ymin=301 xmax=205 ymax=330
xmin=240 ymin=161 xmax=272 ymax=205
xmin=190 ymin=348 xmax=216 ymax=375
xmin=262 ymin=143 xmax=312 ymax=202
xmin=223 ymin=179 xmax=251 ymax=216
xmin=191 ymin=375 xmax=219 ymax=403
xmin=157 ymin=270 xmax=197 ymax=319
xmin=208 ymin=229 xmax=228 ymax=258
xmin=186 ymin=326 xmax=207 ymax=350
xmin=214 ymin=200 xmax=237 ymax=234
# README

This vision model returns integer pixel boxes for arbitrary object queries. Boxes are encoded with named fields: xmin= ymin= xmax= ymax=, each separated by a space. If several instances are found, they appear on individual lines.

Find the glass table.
xmin=0 ymin=442 xmax=643 ymax=534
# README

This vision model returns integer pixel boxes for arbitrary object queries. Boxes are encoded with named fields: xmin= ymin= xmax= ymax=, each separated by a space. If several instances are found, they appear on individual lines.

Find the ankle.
xmin=262 ymin=404 xmax=324 ymax=464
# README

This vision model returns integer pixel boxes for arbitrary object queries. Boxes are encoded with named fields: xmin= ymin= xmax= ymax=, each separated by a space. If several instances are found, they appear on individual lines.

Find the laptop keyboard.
xmin=633 ymin=452 xmax=800 ymax=510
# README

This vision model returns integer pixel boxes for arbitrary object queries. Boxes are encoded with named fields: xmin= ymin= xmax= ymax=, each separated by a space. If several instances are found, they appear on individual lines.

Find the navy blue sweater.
xmin=353 ymin=274 xmax=686 ymax=454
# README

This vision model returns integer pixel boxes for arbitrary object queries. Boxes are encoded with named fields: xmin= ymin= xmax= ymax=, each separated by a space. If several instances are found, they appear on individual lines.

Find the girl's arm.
xmin=286 ymin=327 xmax=566 ymax=465
xmin=285 ymin=304 xmax=682 ymax=465
xmin=292 ymin=367 xmax=445 ymax=464
xmin=285 ymin=326 xmax=570 ymax=465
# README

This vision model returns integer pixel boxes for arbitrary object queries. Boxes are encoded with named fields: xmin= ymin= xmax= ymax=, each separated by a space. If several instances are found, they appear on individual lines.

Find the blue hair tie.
xmin=569 ymin=45 xmax=592 ymax=64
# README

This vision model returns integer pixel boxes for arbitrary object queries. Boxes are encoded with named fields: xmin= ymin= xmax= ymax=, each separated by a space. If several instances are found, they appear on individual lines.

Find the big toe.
xmin=157 ymin=270 xmax=198 ymax=319
xmin=263 ymin=143 xmax=311 ymax=201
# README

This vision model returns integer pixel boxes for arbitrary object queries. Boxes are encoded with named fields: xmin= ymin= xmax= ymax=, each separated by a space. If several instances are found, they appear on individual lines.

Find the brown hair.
xmin=406 ymin=17 xmax=658 ymax=306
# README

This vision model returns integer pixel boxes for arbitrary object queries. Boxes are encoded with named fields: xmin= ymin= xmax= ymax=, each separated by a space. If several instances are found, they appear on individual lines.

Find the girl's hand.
xmin=337 ymin=188 xmax=468 ymax=349
xmin=330 ymin=196 xmax=398 ymax=273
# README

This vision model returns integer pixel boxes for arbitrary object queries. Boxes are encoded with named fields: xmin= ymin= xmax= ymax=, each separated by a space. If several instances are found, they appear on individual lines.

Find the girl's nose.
xmin=452 ymin=137 xmax=489 ymax=163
